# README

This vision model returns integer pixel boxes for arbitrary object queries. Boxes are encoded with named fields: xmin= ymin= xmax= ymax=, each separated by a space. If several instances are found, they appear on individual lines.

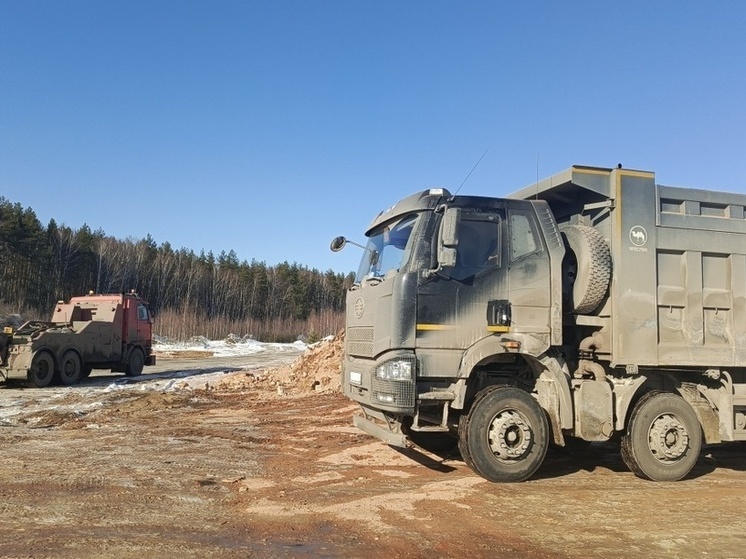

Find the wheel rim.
xmin=488 ymin=409 xmax=533 ymax=462
xmin=648 ymin=413 xmax=689 ymax=462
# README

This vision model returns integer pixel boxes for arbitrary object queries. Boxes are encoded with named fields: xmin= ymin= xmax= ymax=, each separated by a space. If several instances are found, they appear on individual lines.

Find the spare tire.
xmin=561 ymin=224 xmax=611 ymax=314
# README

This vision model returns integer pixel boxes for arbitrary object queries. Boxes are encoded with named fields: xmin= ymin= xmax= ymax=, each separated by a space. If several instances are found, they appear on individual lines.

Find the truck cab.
xmin=336 ymin=187 xmax=564 ymax=451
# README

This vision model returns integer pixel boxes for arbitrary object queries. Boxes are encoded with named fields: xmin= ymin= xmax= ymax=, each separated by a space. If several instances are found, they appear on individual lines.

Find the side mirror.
xmin=441 ymin=207 xmax=460 ymax=246
xmin=425 ymin=208 xmax=460 ymax=280
xmin=330 ymin=236 xmax=347 ymax=252
xmin=439 ymin=207 xmax=460 ymax=268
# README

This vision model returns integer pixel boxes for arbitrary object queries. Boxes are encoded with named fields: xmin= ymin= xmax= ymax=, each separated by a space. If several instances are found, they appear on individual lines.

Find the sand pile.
xmin=210 ymin=331 xmax=344 ymax=395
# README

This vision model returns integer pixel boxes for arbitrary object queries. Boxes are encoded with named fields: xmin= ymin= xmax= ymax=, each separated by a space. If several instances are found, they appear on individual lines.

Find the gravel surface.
xmin=1 ymin=350 xmax=745 ymax=559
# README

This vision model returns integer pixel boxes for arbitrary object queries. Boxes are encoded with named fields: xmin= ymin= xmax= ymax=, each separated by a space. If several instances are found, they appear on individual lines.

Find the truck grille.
xmin=347 ymin=327 xmax=374 ymax=357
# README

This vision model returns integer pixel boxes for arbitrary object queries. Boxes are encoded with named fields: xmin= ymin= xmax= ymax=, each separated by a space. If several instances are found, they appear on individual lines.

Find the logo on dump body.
xmin=354 ymin=297 xmax=365 ymax=318
xmin=629 ymin=225 xmax=648 ymax=247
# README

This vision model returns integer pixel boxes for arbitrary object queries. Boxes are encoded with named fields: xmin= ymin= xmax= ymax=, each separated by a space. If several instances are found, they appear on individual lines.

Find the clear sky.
xmin=2 ymin=2 xmax=745 ymax=275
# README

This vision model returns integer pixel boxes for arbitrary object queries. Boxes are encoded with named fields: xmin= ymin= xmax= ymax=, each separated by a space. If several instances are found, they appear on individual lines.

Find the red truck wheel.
xmin=59 ymin=351 xmax=82 ymax=386
xmin=125 ymin=348 xmax=144 ymax=377
xmin=28 ymin=352 xmax=55 ymax=388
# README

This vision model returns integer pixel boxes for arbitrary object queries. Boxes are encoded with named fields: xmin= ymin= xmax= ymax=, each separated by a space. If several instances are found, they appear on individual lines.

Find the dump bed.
xmin=510 ymin=165 xmax=746 ymax=368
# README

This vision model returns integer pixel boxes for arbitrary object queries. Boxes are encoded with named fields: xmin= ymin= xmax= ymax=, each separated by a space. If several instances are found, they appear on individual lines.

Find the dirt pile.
xmin=210 ymin=331 xmax=344 ymax=395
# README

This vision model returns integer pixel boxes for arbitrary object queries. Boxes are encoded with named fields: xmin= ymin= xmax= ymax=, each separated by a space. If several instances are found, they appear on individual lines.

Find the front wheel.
xmin=125 ymin=348 xmax=144 ymax=377
xmin=462 ymin=386 xmax=549 ymax=483
xmin=620 ymin=391 xmax=702 ymax=481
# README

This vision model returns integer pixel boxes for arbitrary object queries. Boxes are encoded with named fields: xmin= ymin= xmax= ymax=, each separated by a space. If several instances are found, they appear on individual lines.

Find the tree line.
xmin=0 ymin=197 xmax=354 ymax=342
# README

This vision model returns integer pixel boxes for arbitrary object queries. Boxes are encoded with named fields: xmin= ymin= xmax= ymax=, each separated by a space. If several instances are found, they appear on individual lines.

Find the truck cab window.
xmin=451 ymin=212 xmax=501 ymax=280
xmin=510 ymin=211 xmax=539 ymax=261
xmin=137 ymin=304 xmax=149 ymax=321
xmin=356 ymin=214 xmax=420 ymax=282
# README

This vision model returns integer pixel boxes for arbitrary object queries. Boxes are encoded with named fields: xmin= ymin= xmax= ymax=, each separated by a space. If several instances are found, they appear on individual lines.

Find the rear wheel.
xmin=462 ymin=386 xmax=549 ymax=483
xmin=620 ymin=391 xmax=702 ymax=481
xmin=59 ymin=351 xmax=82 ymax=386
xmin=28 ymin=352 xmax=55 ymax=388
xmin=125 ymin=348 xmax=144 ymax=377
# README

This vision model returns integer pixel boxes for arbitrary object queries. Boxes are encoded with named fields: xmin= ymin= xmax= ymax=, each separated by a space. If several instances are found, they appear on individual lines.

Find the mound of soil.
xmin=210 ymin=331 xmax=344 ymax=395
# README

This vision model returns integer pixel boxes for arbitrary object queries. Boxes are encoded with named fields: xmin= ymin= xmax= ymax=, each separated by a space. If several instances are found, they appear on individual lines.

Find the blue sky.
xmin=2 ymin=2 xmax=745 ymax=275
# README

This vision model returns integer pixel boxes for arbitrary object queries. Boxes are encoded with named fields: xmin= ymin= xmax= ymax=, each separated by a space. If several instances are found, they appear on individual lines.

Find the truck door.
xmin=135 ymin=302 xmax=152 ymax=347
xmin=417 ymin=207 xmax=508 ymax=352
xmin=122 ymin=297 xmax=151 ymax=346
xmin=505 ymin=206 xmax=552 ymax=337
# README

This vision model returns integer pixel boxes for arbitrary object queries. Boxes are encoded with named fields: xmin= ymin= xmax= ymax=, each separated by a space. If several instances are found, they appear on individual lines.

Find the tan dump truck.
xmin=0 ymin=292 xmax=156 ymax=387
xmin=332 ymin=165 xmax=746 ymax=482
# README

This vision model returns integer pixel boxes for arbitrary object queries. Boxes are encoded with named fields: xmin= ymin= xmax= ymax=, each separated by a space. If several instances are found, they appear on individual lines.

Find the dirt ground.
xmin=1 ymin=337 xmax=746 ymax=559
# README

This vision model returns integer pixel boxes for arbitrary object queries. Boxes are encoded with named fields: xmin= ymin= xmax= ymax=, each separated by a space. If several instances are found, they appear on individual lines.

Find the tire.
xmin=620 ymin=391 xmax=702 ymax=482
xmin=458 ymin=413 xmax=477 ymax=471
xmin=561 ymin=224 xmax=611 ymax=314
xmin=125 ymin=348 xmax=144 ymax=377
xmin=59 ymin=351 xmax=82 ymax=386
xmin=462 ymin=386 xmax=549 ymax=483
xmin=27 ymin=352 xmax=55 ymax=388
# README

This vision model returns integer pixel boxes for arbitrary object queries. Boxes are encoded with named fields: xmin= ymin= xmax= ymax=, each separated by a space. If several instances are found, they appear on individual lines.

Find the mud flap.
xmin=535 ymin=376 xmax=564 ymax=445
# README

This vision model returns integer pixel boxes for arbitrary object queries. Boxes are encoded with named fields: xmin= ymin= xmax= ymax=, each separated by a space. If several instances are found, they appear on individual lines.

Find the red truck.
xmin=0 ymin=291 xmax=156 ymax=387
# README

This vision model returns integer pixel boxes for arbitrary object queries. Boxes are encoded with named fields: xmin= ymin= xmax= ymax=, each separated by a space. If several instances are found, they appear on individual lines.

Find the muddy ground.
xmin=1 ymin=341 xmax=745 ymax=559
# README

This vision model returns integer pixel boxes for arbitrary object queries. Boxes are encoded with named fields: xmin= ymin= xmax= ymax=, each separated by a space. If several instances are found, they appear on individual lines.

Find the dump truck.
xmin=331 ymin=165 xmax=746 ymax=482
xmin=0 ymin=291 xmax=156 ymax=387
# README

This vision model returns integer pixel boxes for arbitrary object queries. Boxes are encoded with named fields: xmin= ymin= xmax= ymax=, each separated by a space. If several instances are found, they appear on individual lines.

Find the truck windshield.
xmin=356 ymin=214 xmax=419 ymax=282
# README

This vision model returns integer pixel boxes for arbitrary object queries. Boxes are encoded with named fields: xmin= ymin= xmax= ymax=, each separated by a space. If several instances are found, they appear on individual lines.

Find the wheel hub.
xmin=488 ymin=410 xmax=532 ymax=462
xmin=648 ymin=413 xmax=689 ymax=462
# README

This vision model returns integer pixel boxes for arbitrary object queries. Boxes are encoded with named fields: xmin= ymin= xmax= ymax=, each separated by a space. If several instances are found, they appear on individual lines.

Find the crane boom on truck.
xmin=0 ymin=291 xmax=156 ymax=387
xmin=331 ymin=165 xmax=746 ymax=482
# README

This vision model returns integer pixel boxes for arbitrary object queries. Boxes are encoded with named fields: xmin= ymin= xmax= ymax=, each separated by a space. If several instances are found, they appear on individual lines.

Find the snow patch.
xmin=155 ymin=336 xmax=307 ymax=358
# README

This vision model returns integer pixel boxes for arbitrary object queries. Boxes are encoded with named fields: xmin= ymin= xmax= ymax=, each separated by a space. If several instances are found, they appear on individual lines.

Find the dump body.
xmin=509 ymin=165 xmax=746 ymax=369
xmin=0 ymin=292 xmax=155 ymax=387
xmin=336 ymin=165 xmax=746 ymax=483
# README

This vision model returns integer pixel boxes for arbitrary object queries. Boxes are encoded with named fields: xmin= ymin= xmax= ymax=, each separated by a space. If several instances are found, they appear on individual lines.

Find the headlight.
xmin=375 ymin=359 xmax=413 ymax=381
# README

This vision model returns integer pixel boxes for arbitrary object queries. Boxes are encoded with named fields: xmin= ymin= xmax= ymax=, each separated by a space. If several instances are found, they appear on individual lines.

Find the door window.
xmin=509 ymin=211 xmax=540 ymax=261
xmin=451 ymin=212 xmax=501 ymax=281
xmin=137 ymin=304 xmax=149 ymax=321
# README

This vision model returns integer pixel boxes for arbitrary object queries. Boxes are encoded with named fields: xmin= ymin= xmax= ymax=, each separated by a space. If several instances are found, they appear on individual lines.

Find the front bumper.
xmin=353 ymin=414 xmax=410 ymax=448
